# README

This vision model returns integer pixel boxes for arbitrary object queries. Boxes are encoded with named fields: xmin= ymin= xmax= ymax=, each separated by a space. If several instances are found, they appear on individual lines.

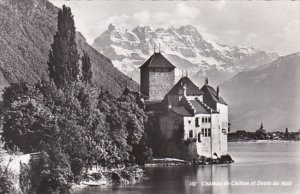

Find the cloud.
xmin=50 ymin=0 xmax=300 ymax=55
xmin=130 ymin=3 xmax=200 ymax=27
xmin=104 ymin=14 xmax=131 ymax=27
xmin=284 ymin=20 xmax=300 ymax=34
xmin=177 ymin=2 xmax=200 ymax=19
xmin=133 ymin=11 xmax=151 ymax=25
xmin=248 ymin=33 xmax=258 ymax=39
xmin=216 ymin=0 xmax=227 ymax=11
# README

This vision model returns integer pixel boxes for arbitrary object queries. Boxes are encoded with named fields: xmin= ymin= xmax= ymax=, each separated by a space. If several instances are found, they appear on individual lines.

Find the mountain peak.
xmin=106 ymin=23 xmax=129 ymax=34
xmin=107 ymin=23 xmax=116 ymax=31
xmin=178 ymin=25 xmax=198 ymax=32
xmin=132 ymin=25 xmax=153 ymax=34
xmin=92 ymin=24 xmax=279 ymax=86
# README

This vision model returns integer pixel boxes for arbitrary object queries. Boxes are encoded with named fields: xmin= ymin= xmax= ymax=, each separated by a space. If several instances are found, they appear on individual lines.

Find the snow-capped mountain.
xmin=92 ymin=24 xmax=279 ymax=86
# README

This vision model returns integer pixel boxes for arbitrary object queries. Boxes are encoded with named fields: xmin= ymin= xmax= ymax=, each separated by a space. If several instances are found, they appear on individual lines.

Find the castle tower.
xmin=140 ymin=51 xmax=175 ymax=101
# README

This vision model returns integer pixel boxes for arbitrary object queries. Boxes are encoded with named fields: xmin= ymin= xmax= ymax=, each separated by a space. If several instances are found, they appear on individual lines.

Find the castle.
xmin=140 ymin=51 xmax=228 ymax=159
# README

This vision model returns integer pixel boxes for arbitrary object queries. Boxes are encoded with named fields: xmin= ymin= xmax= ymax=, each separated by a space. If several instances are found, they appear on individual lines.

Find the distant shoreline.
xmin=228 ymin=140 xmax=300 ymax=143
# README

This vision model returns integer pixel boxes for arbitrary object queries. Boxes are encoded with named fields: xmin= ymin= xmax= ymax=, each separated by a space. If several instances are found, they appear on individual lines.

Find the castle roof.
xmin=189 ymin=99 xmax=218 ymax=114
xmin=139 ymin=52 xmax=176 ymax=69
xmin=171 ymin=107 xmax=193 ymax=116
xmin=170 ymin=99 xmax=218 ymax=117
xmin=167 ymin=77 xmax=203 ymax=96
xmin=200 ymin=84 xmax=227 ymax=107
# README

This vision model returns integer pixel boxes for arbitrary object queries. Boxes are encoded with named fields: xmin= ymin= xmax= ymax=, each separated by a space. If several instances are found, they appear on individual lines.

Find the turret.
xmin=140 ymin=51 xmax=176 ymax=101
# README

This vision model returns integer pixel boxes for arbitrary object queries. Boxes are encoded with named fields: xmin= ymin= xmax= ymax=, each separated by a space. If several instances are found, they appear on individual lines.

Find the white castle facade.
xmin=140 ymin=51 xmax=228 ymax=158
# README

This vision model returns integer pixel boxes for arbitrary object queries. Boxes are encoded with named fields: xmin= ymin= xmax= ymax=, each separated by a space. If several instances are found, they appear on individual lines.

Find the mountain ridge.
xmin=221 ymin=52 xmax=300 ymax=131
xmin=93 ymin=23 xmax=279 ymax=86
xmin=0 ymin=0 xmax=138 ymax=96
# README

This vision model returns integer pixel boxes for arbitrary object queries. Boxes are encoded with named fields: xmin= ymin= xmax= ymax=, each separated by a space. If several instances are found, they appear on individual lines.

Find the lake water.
xmin=73 ymin=142 xmax=300 ymax=194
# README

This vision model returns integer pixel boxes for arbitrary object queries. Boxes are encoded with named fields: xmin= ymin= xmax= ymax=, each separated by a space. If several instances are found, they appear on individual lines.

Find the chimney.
xmin=217 ymin=86 xmax=220 ymax=99
xmin=183 ymin=82 xmax=187 ymax=97
xmin=159 ymin=43 xmax=161 ymax=53
xmin=205 ymin=77 xmax=208 ymax=85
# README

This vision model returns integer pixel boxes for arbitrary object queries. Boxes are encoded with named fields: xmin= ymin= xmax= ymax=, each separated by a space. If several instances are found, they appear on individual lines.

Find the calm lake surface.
xmin=73 ymin=142 xmax=300 ymax=194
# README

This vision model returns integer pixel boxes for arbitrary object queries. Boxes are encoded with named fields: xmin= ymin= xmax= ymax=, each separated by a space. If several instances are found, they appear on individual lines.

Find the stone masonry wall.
xmin=149 ymin=70 xmax=175 ymax=101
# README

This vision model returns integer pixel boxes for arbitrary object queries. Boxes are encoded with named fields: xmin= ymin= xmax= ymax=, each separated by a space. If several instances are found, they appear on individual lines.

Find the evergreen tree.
xmin=48 ymin=5 xmax=79 ymax=89
xmin=285 ymin=128 xmax=289 ymax=139
xmin=81 ymin=52 xmax=93 ymax=84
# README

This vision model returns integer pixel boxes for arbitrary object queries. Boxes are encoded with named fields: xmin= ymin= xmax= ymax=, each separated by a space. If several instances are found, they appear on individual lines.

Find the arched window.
xmin=198 ymin=133 xmax=201 ymax=142
xmin=189 ymin=130 xmax=193 ymax=138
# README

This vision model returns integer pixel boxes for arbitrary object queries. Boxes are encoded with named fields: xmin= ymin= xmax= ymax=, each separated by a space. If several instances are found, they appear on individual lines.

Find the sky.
xmin=49 ymin=0 xmax=300 ymax=55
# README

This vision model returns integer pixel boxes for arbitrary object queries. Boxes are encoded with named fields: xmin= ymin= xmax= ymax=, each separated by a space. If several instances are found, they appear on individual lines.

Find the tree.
xmin=0 ymin=153 xmax=13 ymax=194
xmin=81 ymin=52 xmax=93 ymax=85
xmin=48 ymin=5 xmax=80 ymax=89
xmin=21 ymin=151 xmax=73 ymax=194
xmin=1 ymin=83 xmax=57 ymax=153
xmin=0 ymin=4 xmax=153 ymax=193
xmin=285 ymin=128 xmax=289 ymax=140
xmin=144 ymin=111 xmax=162 ymax=157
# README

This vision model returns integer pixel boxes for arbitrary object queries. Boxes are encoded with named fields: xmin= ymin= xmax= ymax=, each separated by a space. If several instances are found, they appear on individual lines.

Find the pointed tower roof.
xmin=167 ymin=77 xmax=203 ymax=96
xmin=139 ymin=52 xmax=176 ymax=69
xmin=259 ymin=123 xmax=264 ymax=130
xmin=256 ymin=123 xmax=267 ymax=134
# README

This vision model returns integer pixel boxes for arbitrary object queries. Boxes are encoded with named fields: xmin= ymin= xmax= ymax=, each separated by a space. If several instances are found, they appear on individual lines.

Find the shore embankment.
xmin=71 ymin=165 xmax=144 ymax=192
xmin=145 ymin=155 xmax=234 ymax=167
xmin=228 ymin=140 xmax=300 ymax=143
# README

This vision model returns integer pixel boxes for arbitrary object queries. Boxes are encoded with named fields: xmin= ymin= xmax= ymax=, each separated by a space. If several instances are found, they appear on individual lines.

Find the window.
xmin=202 ymin=117 xmax=205 ymax=123
xmin=189 ymin=130 xmax=193 ymax=138
xmin=205 ymin=117 xmax=208 ymax=123
xmin=198 ymin=133 xmax=201 ymax=142
xmin=208 ymin=117 xmax=211 ymax=123
xmin=208 ymin=129 xmax=211 ymax=137
xmin=202 ymin=128 xmax=211 ymax=137
xmin=195 ymin=118 xmax=199 ymax=127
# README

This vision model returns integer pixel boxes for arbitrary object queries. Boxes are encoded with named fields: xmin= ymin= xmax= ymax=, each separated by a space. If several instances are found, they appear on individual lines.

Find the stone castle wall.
xmin=148 ymin=69 xmax=175 ymax=101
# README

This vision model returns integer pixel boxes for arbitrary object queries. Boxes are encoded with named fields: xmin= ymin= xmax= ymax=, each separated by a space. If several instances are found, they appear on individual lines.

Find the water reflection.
xmin=73 ymin=142 xmax=300 ymax=194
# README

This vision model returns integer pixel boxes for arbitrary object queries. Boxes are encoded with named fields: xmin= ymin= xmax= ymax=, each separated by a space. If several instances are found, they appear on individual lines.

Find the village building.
xmin=140 ymin=51 xmax=229 ymax=159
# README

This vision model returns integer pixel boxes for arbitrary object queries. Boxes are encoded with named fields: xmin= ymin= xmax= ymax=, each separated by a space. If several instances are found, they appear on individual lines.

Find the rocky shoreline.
xmin=145 ymin=155 xmax=234 ymax=167
xmin=71 ymin=155 xmax=234 ymax=191
xmin=71 ymin=166 xmax=144 ymax=192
